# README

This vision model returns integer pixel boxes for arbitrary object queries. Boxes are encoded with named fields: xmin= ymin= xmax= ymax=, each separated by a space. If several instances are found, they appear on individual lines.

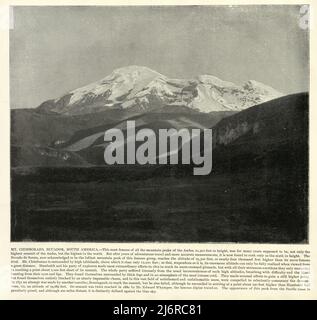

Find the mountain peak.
xmin=197 ymin=74 xmax=236 ymax=87
xmin=111 ymin=65 xmax=160 ymax=75
xmin=243 ymin=79 xmax=283 ymax=98
xmin=38 ymin=66 xmax=283 ymax=115
xmin=103 ymin=65 xmax=163 ymax=81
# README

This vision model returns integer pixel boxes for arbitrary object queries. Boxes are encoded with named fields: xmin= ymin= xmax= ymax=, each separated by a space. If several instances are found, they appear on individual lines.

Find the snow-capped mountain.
xmin=37 ymin=65 xmax=283 ymax=115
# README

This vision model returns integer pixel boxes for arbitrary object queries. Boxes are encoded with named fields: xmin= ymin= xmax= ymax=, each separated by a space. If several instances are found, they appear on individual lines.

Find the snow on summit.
xmin=41 ymin=65 xmax=283 ymax=115
xmin=68 ymin=66 xmax=162 ymax=105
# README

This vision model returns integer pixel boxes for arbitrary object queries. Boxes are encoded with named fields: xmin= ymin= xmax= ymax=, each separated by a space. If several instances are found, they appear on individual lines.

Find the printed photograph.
xmin=10 ymin=5 xmax=309 ymax=242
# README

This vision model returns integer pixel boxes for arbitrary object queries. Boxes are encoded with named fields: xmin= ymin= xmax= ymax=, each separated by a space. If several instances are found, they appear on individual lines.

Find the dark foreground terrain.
xmin=11 ymin=163 xmax=307 ymax=243
xmin=11 ymin=93 xmax=309 ymax=243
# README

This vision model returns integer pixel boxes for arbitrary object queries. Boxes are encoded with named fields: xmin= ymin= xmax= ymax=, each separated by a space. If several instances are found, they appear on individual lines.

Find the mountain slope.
xmin=11 ymin=108 xmax=135 ymax=147
xmin=176 ymin=92 xmax=308 ymax=172
xmin=37 ymin=65 xmax=283 ymax=115
xmin=212 ymin=92 xmax=308 ymax=171
xmin=58 ymin=110 xmax=234 ymax=165
xmin=11 ymin=104 xmax=235 ymax=167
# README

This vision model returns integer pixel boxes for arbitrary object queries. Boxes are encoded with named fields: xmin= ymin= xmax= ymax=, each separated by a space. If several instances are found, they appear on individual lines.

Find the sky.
xmin=10 ymin=5 xmax=309 ymax=109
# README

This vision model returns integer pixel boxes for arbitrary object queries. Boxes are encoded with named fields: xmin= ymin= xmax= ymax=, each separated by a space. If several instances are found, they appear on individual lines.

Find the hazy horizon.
xmin=10 ymin=5 xmax=309 ymax=109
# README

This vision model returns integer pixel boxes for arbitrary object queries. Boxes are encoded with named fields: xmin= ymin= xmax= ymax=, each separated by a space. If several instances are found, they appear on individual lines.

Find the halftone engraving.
xmin=10 ymin=6 xmax=309 ymax=243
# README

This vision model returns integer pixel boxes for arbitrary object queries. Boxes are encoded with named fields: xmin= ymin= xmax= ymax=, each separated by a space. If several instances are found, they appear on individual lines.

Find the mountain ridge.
xmin=37 ymin=65 xmax=283 ymax=115
xmin=177 ymin=92 xmax=309 ymax=172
